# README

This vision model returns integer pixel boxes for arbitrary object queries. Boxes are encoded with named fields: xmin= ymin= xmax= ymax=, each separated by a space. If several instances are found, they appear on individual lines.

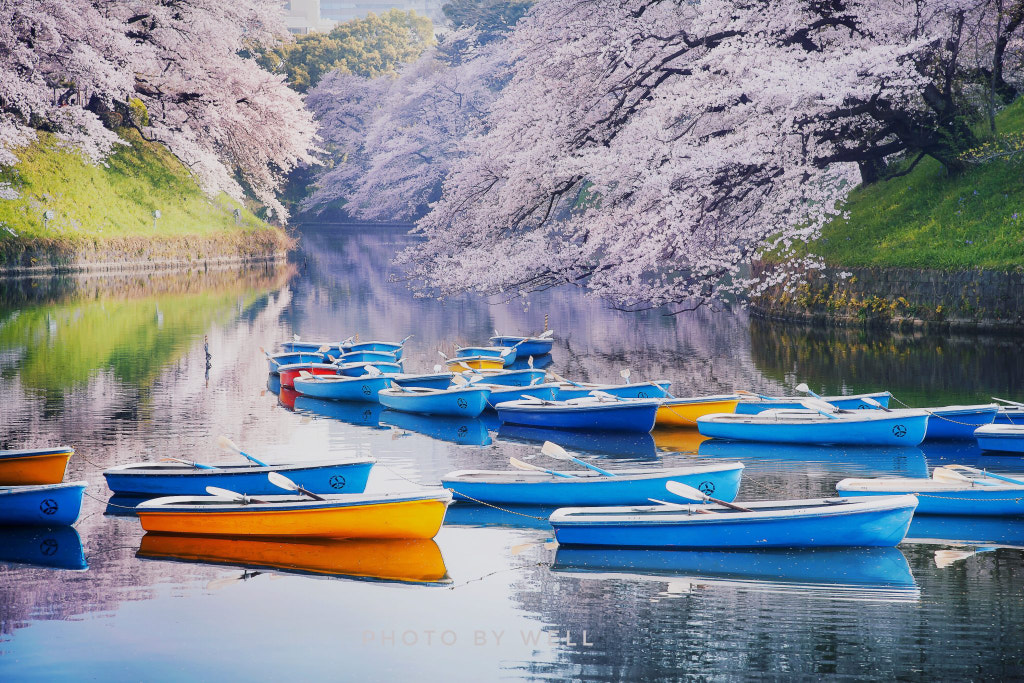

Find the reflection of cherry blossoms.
xmin=0 ymin=0 xmax=315 ymax=220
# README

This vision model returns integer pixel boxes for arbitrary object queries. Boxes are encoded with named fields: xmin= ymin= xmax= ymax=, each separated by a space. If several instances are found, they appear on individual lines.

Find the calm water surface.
xmin=1 ymin=224 xmax=1023 ymax=680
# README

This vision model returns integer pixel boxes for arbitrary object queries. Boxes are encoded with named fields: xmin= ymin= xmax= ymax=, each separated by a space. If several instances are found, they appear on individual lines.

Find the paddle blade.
xmin=509 ymin=457 xmax=543 ymax=472
xmin=800 ymin=397 xmax=839 ymax=413
xmin=541 ymin=441 xmax=571 ymax=461
xmin=317 ymin=344 xmax=331 ymax=353
xmin=438 ymin=350 xmax=449 ymax=360
xmin=268 ymin=471 xmax=299 ymax=492
xmin=933 ymin=467 xmax=972 ymax=483
xmin=293 ymin=334 xmax=300 ymax=341
xmin=620 ymin=368 xmax=631 ymax=383
xmin=452 ymin=374 xmax=469 ymax=386
xmin=298 ymin=370 xmax=312 ymax=378
xmin=862 ymin=397 xmax=883 ymax=408
xmin=216 ymin=435 xmax=241 ymax=454
xmin=206 ymin=486 xmax=244 ymax=500
xmin=665 ymin=480 xmax=708 ymax=502
xmin=795 ymin=383 xmax=810 ymax=393
xmin=500 ymin=347 xmax=512 ymax=356
xmin=539 ymin=330 xmax=554 ymax=339
xmin=527 ymin=356 xmax=534 ymax=368
xmin=934 ymin=549 xmax=977 ymax=568
xmin=590 ymin=390 xmax=620 ymax=402
xmin=433 ymin=364 xmax=443 ymax=372
xmin=365 ymin=365 xmax=382 ymax=376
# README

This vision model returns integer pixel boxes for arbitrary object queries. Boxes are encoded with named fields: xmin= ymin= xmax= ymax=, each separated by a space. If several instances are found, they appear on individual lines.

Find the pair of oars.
xmin=161 ymin=436 xmax=269 ymax=471
xmin=510 ymin=441 xmax=752 ymax=511
xmin=206 ymin=471 xmax=324 ymax=504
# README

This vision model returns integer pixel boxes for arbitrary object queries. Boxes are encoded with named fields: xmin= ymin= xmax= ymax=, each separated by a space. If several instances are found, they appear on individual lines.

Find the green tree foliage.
xmin=260 ymin=10 xmax=435 ymax=92
xmin=442 ymin=0 xmax=533 ymax=40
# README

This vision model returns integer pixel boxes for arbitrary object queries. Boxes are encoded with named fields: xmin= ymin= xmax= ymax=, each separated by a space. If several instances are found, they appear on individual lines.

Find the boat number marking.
xmin=892 ymin=424 xmax=907 ymax=437
xmin=329 ymin=475 xmax=347 ymax=490
xmin=39 ymin=499 xmax=59 ymax=515
xmin=40 ymin=538 xmax=58 ymax=556
xmin=858 ymin=404 xmax=870 ymax=409
xmin=458 ymin=426 xmax=468 ymax=437
xmin=361 ymin=384 xmax=372 ymax=395
xmin=637 ymin=391 xmax=648 ymax=398
xmin=457 ymin=398 xmax=468 ymax=409
xmin=698 ymin=481 xmax=715 ymax=495
xmin=361 ymin=409 xmax=373 ymax=421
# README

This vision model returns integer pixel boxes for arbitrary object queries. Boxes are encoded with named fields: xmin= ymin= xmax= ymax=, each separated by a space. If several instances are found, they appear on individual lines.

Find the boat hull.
xmin=293 ymin=375 xmax=392 ymax=402
xmin=267 ymin=352 xmax=325 ymax=374
xmin=137 ymin=492 xmax=452 ymax=539
xmin=103 ymin=459 xmax=374 ymax=497
xmin=0 ymin=447 xmax=74 ymax=485
xmin=837 ymin=476 xmax=1024 ymax=515
xmin=442 ymin=463 xmax=744 ymax=506
xmin=391 ymin=373 xmax=454 ymax=390
xmin=464 ymin=369 xmax=546 ymax=387
xmin=348 ymin=341 xmax=405 ymax=360
xmin=655 ymin=396 xmax=740 ymax=428
xmin=0 ymin=526 xmax=87 ymax=570
xmin=923 ymin=405 xmax=998 ymax=440
xmin=337 ymin=351 xmax=399 ymax=364
xmin=484 ymin=384 xmax=559 ymax=409
xmin=0 ymin=482 xmax=87 ymax=526
xmin=697 ymin=410 xmax=929 ymax=446
xmin=489 ymin=336 xmax=554 ymax=356
xmin=278 ymin=363 xmax=339 ymax=389
xmin=378 ymin=386 xmax=491 ymax=417
xmin=975 ymin=424 xmax=1024 ymax=453
xmin=735 ymin=392 xmax=892 ymax=414
xmin=337 ymin=361 xmax=403 ymax=377
xmin=549 ymin=495 xmax=918 ymax=548
xmin=496 ymin=399 xmax=661 ymax=433
xmin=554 ymin=381 xmax=671 ymax=401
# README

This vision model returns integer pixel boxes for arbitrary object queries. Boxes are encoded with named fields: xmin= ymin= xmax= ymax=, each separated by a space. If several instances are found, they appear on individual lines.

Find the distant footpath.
xmin=0 ymin=129 xmax=292 ymax=274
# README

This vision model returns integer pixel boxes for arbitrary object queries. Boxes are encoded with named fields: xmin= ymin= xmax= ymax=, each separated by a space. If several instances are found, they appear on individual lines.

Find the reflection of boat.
xmin=105 ymin=495 xmax=151 ymax=516
xmin=497 ymin=424 xmax=657 ymax=459
xmin=0 ymin=481 xmax=87 ymax=526
xmin=266 ymin=374 xmax=281 ymax=395
xmin=136 ymin=489 xmax=453 ymax=539
xmin=697 ymin=409 xmax=929 ymax=446
xmin=655 ymin=395 xmax=740 ymax=428
xmin=489 ymin=335 xmax=554 ymax=357
xmin=292 ymin=374 xmax=391 ymax=402
xmin=0 ymin=525 xmax=87 ymax=570
xmin=837 ymin=468 xmax=1024 ymax=515
xmin=293 ymin=396 xmax=386 ymax=428
xmin=103 ymin=458 xmax=374 ymax=496
xmin=442 ymin=461 xmax=743 ymax=506
xmin=905 ymin=515 xmax=1024 ymax=547
xmin=549 ymin=495 xmax=918 ymax=548
xmin=378 ymin=385 xmax=490 ymax=417
xmin=278 ymin=386 xmax=298 ymax=410
xmin=380 ymin=410 xmax=491 ymax=446
xmin=697 ymin=441 xmax=929 ymax=477
xmin=552 ymin=546 xmax=919 ymax=599
xmin=974 ymin=424 xmax=1024 ymax=453
xmin=553 ymin=381 xmax=671 ymax=401
xmin=496 ymin=397 xmax=660 ymax=433
xmin=735 ymin=391 xmax=892 ymax=414
xmin=0 ymin=447 xmax=74 ymax=485
xmin=443 ymin=503 xmax=556 ymax=529
xmin=137 ymin=534 xmax=448 ymax=584
xmin=922 ymin=404 xmax=998 ymax=440
xmin=652 ymin=428 xmax=710 ymax=454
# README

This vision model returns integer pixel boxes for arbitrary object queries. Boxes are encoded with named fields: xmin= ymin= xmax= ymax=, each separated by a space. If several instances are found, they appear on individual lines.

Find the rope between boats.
xmin=85 ymin=491 xmax=137 ymax=509
xmin=915 ymin=493 xmax=1024 ymax=502
xmin=891 ymin=395 xmax=1003 ymax=426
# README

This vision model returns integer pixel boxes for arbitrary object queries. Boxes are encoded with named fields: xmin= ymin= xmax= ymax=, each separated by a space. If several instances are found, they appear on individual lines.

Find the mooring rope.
xmin=891 ymin=394 xmax=1002 ymax=426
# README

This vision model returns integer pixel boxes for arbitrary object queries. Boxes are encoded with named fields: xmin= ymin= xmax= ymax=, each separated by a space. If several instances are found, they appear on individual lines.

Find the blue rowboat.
xmin=336 ymin=350 xmax=399 ymax=365
xmin=380 ymin=411 xmax=491 ymax=446
xmin=553 ymin=381 xmax=672 ymax=401
xmin=280 ymin=340 xmax=351 ymax=356
xmin=735 ymin=391 xmax=892 ymax=414
xmin=994 ymin=405 xmax=1024 ymax=425
xmin=442 ymin=461 xmax=743 ymax=506
xmin=337 ymin=361 xmax=403 ymax=377
xmin=498 ymin=424 xmax=658 ymax=458
xmin=0 ymin=526 xmax=88 ymax=570
xmin=975 ymin=424 xmax=1024 ymax=453
xmin=496 ymin=397 xmax=661 ymax=433
xmin=921 ymin=404 xmax=998 ymax=440
xmin=391 ymin=372 xmax=455 ymax=390
xmin=836 ymin=467 xmax=1024 ymax=515
xmin=104 ymin=457 xmax=375 ymax=497
xmin=348 ymin=340 xmax=408 ymax=360
xmin=507 ymin=353 xmax=553 ymax=370
xmin=293 ymin=374 xmax=392 ymax=402
xmin=482 ymin=383 xmax=559 ymax=409
xmin=489 ymin=335 xmax=554 ymax=357
xmin=551 ymin=546 xmax=918 ymax=598
xmin=443 ymin=503 xmax=556 ymax=529
xmin=696 ymin=408 xmax=930 ymax=446
xmin=0 ymin=482 xmax=87 ymax=527
xmin=294 ymin=396 xmax=386 ymax=429
xmin=457 ymin=345 xmax=517 ymax=365
xmin=457 ymin=368 xmax=546 ymax=387
xmin=549 ymin=494 xmax=919 ymax=548
xmin=267 ymin=352 xmax=326 ymax=374
xmin=378 ymin=385 xmax=491 ymax=417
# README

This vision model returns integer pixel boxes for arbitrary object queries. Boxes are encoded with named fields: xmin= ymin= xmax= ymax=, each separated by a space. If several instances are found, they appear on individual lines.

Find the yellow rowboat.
xmin=136 ymin=490 xmax=453 ymax=539
xmin=0 ymin=447 xmax=74 ymax=485
xmin=445 ymin=356 xmax=505 ymax=372
xmin=655 ymin=395 xmax=740 ymax=428
xmin=138 ymin=534 xmax=449 ymax=584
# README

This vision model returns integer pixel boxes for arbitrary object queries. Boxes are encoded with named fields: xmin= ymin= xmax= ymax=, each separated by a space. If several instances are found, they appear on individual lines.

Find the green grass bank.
xmin=0 ymin=130 xmax=292 ymax=271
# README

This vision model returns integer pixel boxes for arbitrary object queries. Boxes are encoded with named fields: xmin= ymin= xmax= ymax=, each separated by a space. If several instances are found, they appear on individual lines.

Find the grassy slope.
xmin=0 ymin=129 xmax=274 ymax=243
xmin=807 ymin=101 xmax=1024 ymax=271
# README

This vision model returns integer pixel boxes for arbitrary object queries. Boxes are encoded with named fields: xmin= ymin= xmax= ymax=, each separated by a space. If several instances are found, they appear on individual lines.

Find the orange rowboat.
xmin=138 ymin=534 xmax=449 ymax=584
xmin=135 ymin=489 xmax=452 ymax=539
xmin=655 ymin=395 xmax=740 ymax=428
xmin=0 ymin=447 xmax=74 ymax=485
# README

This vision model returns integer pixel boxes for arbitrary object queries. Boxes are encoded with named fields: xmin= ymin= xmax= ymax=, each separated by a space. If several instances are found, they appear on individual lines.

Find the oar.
xmin=267 ymin=472 xmax=326 ymax=501
xmin=795 ymin=383 xmax=824 ymax=400
xmin=400 ymin=334 xmax=414 ymax=344
xmin=216 ymin=435 xmax=270 ymax=467
xmin=540 ymin=441 xmax=614 ymax=476
xmin=665 ymin=480 xmax=753 ymax=512
xmin=205 ymin=486 xmax=264 ymax=504
xmin=509 ymin=456 xmax=575 ymax=478
xmin=932 ymin=467 xmax=998 ymax=486
xmin=160 ymin=457 xmax=216 ymax=470
xmin=620 ymin=368 xmax=631 ymax=384
xmin=736 ymin=389 xmax=781 ymax=401
xmin=621 ymin=368 xmax=676 ymax=399
xmin=993 ymin=397 xmax=1024 ymax=407
xmin=798 ymin=397 xmax=841 ymax=420
xmin=260 ymin=347 xmax=280 ymax=367
xmin=940 ymin=464 xmax=1024 ymax=486
xmin=550 ymin=372 xmax=586 ymax=389
xmin=527 ymin=356 xmax=534 ymax=369
xmin=293 ymin=334 xmax=301 ymax=342
xmin=538 ymin=330 xmax=554 ymax=339
xmin=591 ymin=390 xmax=625 ymax=402
xmin=861 ymin=396 xmax=891 ymax=412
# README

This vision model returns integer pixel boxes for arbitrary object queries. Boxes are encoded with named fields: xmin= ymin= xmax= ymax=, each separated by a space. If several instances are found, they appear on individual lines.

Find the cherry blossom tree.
xmin=397 ymin=0 xmax=1024 ymax=310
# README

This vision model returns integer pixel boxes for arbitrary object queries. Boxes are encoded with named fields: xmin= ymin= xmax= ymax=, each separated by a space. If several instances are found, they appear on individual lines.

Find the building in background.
xmin=320 ymin=1 xmax=447 ymax=25
xmin=283 ymin=0 xmax=338 ymax=34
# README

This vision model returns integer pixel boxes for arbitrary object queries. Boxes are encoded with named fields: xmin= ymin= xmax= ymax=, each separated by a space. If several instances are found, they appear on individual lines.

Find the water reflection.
xmin=0 ymin=526 xmax=86 ymax=571
xmin=381 ymin=411 xmax=492 ymax=446
xmin=698 ymin=441 xmax=929 ymax=478
xmin=293 ymin=396 xmax=386 ymax=429
xmin=497 ymin=424 xmax=658 ymax=460
xmin=906 ymin=515 xmax=1024 ymax=548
